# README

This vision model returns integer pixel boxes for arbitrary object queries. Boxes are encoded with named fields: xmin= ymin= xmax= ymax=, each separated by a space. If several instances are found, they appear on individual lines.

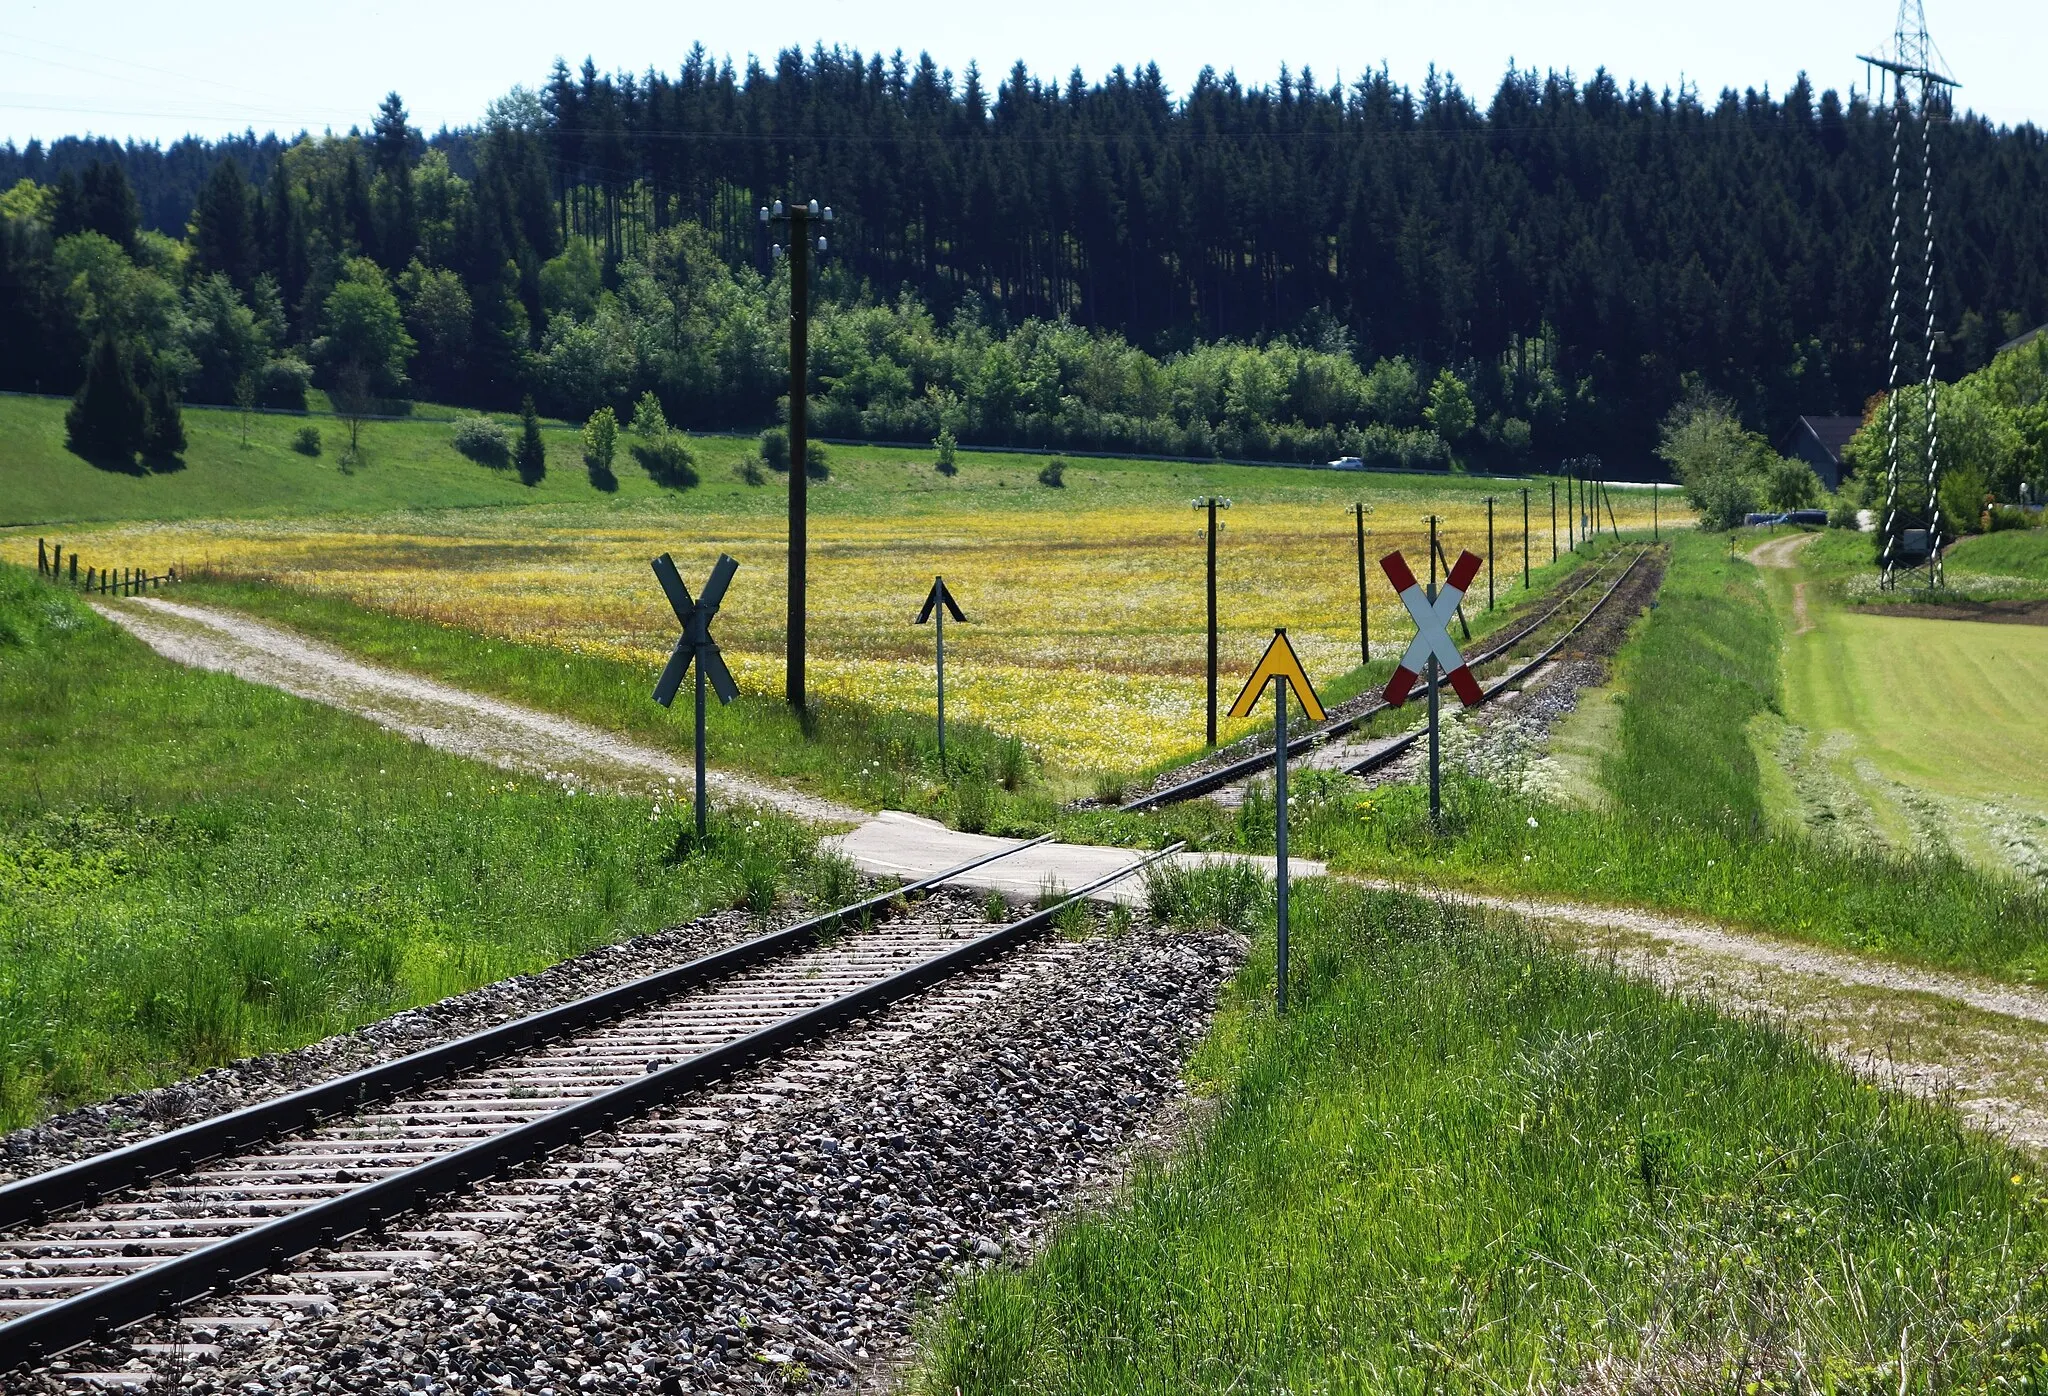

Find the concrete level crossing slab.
xmin=827 ymin=810 xmax=1321 ymax=906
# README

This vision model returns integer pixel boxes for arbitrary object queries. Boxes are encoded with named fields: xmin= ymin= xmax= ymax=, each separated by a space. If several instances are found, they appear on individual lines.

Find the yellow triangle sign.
xmin=1227 ymin=629 xmax=1326 ymax=722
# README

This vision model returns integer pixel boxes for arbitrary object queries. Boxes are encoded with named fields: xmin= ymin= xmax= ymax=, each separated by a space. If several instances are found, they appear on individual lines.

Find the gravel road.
xmin=95 ymin=597 xmax=863 ymax=825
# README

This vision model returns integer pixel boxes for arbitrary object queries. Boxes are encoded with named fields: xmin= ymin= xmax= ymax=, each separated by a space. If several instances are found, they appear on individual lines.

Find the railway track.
xmin=1123 ymin=543 xmax=1661 ymax=810
xmin=0 ymin=835 xmax=1181 ymax=1373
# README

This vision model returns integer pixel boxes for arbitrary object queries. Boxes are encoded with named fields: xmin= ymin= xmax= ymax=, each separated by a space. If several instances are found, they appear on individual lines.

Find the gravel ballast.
xmin=22 ymin=921 xmax=1242 ymax=1394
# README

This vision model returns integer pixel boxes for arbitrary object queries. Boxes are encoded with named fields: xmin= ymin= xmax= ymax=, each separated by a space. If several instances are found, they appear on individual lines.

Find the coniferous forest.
xmin=3 ymin=48 xmax=2046 ymax=467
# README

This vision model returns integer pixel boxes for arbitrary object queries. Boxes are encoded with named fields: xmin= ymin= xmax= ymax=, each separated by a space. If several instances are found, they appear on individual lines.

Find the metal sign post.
xmin=1381 ymin=548 xmax=1484 ymax=826
xmin=915 ymin=575 xmax=968 ymax=768
xmin=1227 ymin=629 xmax=1325 ymax=1015
xmin=1351 ymin=501 xmax=1373 ymax=663
xmin=651 ymin=552 xmax=741 ymax=838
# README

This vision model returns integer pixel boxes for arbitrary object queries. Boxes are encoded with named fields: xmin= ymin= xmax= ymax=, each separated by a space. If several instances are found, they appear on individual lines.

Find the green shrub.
xmin=1038 ymin=458 xmax=1066 ymax=488
xmin=633 ymin=433 xmax=699 ymax=489
xmin=760 ymin=427 xmax=789 ymax=471
xmin=257 ymin=356 xmax=312 ymax=411
xmin=291 ymin=426 xmax=322 ymax=456
xmin=935 ymin=428 xmax=959 ymax=476
xmin=735 ymin=458 xmax=766 ymax=486
xmin=805 ymin=441 xmax=831 ymax=480
xmin=451 ymin=414 xmax=510 ymax=468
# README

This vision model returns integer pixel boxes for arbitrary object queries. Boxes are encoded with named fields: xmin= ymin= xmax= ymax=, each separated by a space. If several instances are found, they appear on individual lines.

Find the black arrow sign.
xmin=915 ymin=575 xmax=966 ymax=625
xmin=913 ymin=574 xmax=967 ymax=766
xmin=651 ymin=552 xmax=739 ymax=837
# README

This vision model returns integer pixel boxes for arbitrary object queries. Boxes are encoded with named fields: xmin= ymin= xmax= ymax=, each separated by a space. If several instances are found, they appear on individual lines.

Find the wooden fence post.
xmin=69 ymin=555 xmax=78 ymax=584
xmin=38 ymin=539 xmax=47 ymax=575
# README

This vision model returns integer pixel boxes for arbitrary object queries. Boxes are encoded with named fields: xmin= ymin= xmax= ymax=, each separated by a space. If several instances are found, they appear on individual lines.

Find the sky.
xmin=2 ymin=0 xmax=2041 ymax=148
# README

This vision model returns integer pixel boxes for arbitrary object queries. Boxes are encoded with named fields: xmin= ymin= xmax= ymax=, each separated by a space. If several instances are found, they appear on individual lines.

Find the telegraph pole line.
xmin=1352 ymin=501 xmax=1372 ymax=663
xmin=1483 ymin=496 xmax=1496 ymax=609
xmin=761 ymin=197 xmax=835 ymax=709
xmin=1550 ymin=479 xmax=1559 ymax=561
xmin=1193 ymin=496 xmax=1231 ymax=745
xmin=1521 ymin=487 xmax=1532 ymax=587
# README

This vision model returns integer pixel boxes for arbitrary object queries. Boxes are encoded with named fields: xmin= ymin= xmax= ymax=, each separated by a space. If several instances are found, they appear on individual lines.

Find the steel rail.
xmin=1 ymin=839 xmax=1181 ymax=1368
xmin=0 ymin=834 xmax=1053 ymax=1234
xmin=1337 ymin=544 xmax=1652 ymax=778
xmin=1125 ymin=546 xmax=1648 ymax=811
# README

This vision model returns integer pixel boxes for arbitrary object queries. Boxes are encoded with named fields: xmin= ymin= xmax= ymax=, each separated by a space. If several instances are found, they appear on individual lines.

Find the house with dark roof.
xmin=1782 ymin=415 xmax=1862 ymax=491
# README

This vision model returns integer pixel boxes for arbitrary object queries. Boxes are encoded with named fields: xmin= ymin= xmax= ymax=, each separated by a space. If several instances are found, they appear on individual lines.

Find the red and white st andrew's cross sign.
xmin=1380 ymin=549 xmax=1485 ymax=708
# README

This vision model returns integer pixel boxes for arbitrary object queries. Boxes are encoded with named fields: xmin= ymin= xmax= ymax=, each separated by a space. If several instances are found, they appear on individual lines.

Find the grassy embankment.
xmin=1302 ymin=530 xmax=2048 ymax=983
xmin=917 ymin=871 xmax=2048 ymax=1392
xmin=0 ymin=563 xmax=830 ymax=1129
xmin=1811 ymin=523 xmax=2048 ymax=607
xmin=1754 ymin=528 xmax=2048 ymax=877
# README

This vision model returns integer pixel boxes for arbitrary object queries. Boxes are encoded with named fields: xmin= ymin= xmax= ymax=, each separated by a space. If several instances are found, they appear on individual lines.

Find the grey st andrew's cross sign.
xmin=651 ymin=552 xmax=739 ymax=837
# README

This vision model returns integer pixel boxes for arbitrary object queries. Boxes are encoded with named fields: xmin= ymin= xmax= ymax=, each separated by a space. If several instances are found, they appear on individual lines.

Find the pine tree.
xmin=64 ymin=334 xmax=148 ymax=461
xmin=192 ymin=159 xmax=256 ymax=293
xmin=141 ymin=367 xmax=187 ymax=459
xmin=516 ymin=395 xmax=547 ymax=484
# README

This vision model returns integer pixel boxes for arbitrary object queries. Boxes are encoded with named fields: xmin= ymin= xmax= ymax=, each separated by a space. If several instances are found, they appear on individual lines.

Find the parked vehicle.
xmin=1327 ymin=456 xmax=1365 ymax=471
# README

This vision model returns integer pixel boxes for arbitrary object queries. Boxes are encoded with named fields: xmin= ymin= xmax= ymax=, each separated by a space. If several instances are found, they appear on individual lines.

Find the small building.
xmin=1783 ymin=415 xmax=1862 ymax=491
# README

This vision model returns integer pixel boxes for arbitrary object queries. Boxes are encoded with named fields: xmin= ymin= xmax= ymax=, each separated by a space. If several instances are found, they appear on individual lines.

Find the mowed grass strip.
xmin=0 ymin=564 xmax=822 ymax=1129
xmin=917 ymin=872 xmax=2048 ymax=1393
xmin=1314 ymin=531 xmax=2048 ymax=982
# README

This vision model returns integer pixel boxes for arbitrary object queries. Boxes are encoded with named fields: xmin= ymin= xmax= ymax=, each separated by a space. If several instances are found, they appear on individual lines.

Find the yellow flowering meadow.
xmin=52 ymin=482 xmax=1674 ymax=770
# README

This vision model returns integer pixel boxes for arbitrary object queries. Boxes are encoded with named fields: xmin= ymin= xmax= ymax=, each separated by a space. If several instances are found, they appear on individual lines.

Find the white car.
xmin=1328 ymin=456 xmax=1365 ymax=471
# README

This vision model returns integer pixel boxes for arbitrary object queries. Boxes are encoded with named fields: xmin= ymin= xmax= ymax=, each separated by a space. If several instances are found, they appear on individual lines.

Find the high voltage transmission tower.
xmin=1861 ymin=0 xmax=1959 ymax=590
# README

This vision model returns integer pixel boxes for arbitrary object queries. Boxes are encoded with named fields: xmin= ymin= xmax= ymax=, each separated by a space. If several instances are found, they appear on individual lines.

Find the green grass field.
xmin=1759 ymin=528 xmax=2048 ymax=876
xmin=0 ymin=562 xmax=828 ymax=1128
xmin=0 ymin=390 xmax=1561 ymax=529
xmin=916 ymin=871 xmax=2048 ymax=1392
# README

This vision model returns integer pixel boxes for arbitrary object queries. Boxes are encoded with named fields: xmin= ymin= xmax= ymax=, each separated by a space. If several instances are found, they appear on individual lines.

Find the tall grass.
xmin=1315 ymin=534 xmax=2048 ymax=982
xmin=917 ymin=876 xmax=2048 ymax=1392
xmin=0 ymin=565 xmax=818 ymax=1127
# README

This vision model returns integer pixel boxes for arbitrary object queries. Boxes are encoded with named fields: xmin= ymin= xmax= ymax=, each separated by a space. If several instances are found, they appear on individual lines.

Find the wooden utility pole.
xmin=1522 ymin=487 xmax=1531 ymax=587
xmin=762 ymin=198 xmax=833 ymax=709
xmin=1194 ymin=496 xmax=1230 ymax=744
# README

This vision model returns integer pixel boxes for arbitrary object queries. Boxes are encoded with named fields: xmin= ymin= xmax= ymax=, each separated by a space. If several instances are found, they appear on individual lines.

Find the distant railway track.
xmin=0 ymin=836 xmax=1182 ymax=1372
xmin=1123 ymin=544 xmax=1661 ymax=810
